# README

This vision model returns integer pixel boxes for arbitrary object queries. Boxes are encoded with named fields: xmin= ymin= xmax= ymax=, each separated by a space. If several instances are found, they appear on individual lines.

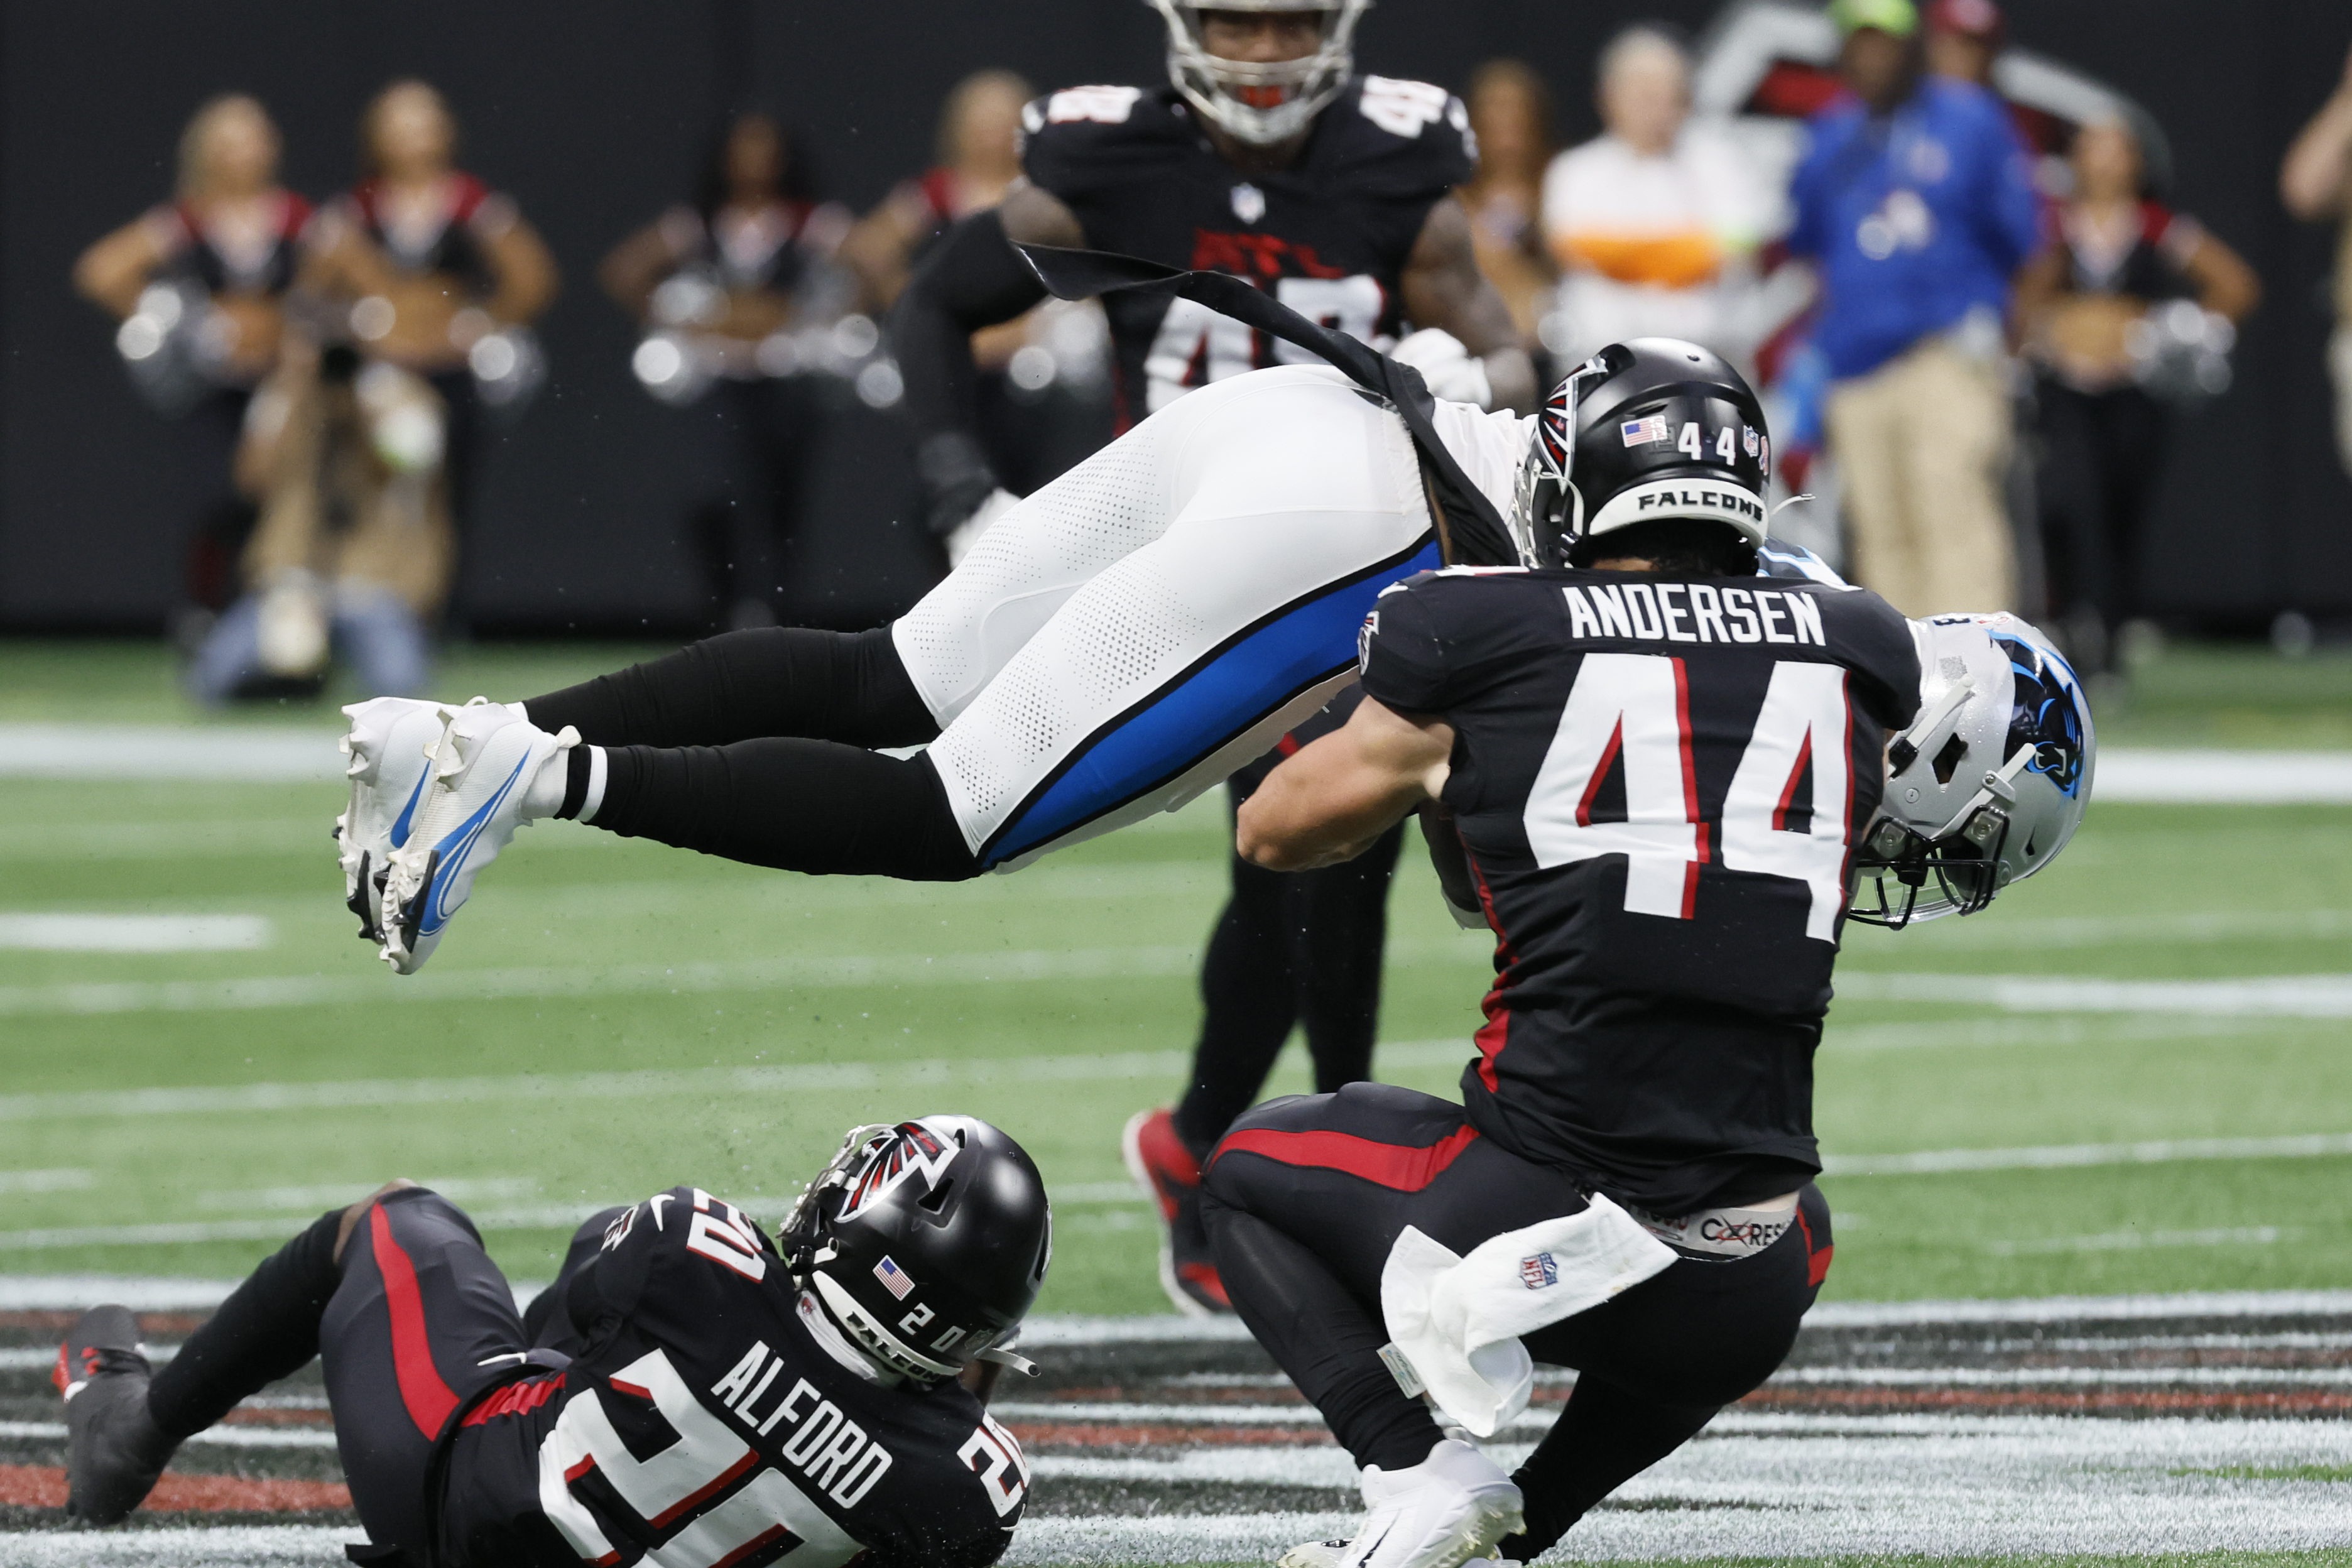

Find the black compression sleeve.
xmin=522 ymin=626 xmax=937 ymax=751
xmin=148 ymin=1209 xmax=344 ymax=1438
xmin=593 ymin=740 xmax=982 ymax=881
xmin=888 ymin=210 xmax=1050 ymax=531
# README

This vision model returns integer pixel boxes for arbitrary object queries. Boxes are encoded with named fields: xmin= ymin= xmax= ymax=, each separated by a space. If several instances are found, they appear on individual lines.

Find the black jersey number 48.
xmin=1526 ymin=653 xmax=1854 ymax=942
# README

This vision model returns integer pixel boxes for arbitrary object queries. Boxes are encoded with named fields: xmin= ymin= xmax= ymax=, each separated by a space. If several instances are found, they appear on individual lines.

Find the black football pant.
xmin=1173 ymin=753 xmax=1403 ymax=1155
xmin=524 ymin=625 xmax=983 ymax=879
xmin=1200 ymin=1083 xmax=1833 ymax=1560
xmin=144 ymin=1189 xmax=596 ymax=1559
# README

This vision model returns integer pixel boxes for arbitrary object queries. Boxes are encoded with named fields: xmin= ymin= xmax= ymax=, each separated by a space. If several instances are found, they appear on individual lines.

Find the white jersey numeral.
xmin=1719 ymin=662 xmax=1853 ymax=942
xmin=1044 ymin=85 xmax=1140 ymax=124
xmin=957 ymin=1415 xmax=1033 ymax=1517
xmin=1270 ymin=275 xmax=1386 ymax=362
xmin=1358 ymin=75 xmax=1451 ymax=138
xmin=1523 ymin=653 xmax=1856 ymax=939
xmin=1524 ymin=653 xmax=1703 ymax=919
xmin=538 ymin=1348 xmax=861 ymax=1567
xmin=1143 ymin=294 xmax=1257 ymax=412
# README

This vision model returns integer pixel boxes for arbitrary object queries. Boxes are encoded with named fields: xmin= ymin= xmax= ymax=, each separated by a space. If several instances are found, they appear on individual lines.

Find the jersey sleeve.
xmin=1357 ymin=577 xmax=1452 ymax=713
xmin=1018 ymin=85 xmax=1171 ymax=205
xmin=1337 ymin=76 xmax=1476 ymax=198
xmin=1819 ymin=589 xmax=1922 ymax=731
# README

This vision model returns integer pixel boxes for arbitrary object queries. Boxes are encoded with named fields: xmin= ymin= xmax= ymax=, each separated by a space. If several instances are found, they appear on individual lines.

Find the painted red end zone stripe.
xmin=1213 ymin=1124 xmax=1478 ymax=1191
xmin=368 ymin=1203 xmax=460 ymax=1440
xmin=0 ymin=1463 xmax=351 ymax=1512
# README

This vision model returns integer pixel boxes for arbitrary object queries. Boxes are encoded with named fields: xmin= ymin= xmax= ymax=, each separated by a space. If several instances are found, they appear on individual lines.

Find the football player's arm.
xmin=1236 ymin=696 xmax=1454 ymax=872
xmin=2283 ymin=45 xmax=2352 ymax=220
xmin=886 ymin=186 xmax=1075 ymax=539
xmin=1397 ymin=195 xmax=1537 ymax=413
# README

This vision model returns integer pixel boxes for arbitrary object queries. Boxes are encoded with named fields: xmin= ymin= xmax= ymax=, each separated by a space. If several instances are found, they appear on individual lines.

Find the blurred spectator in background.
xmin=1924 ymin=0 xmax=2001 ymax=89
xmin=303 ymin=80 xmax=557 ymax=585
xmin=1539 ymin=25 xmax=1773 ymax=369
xmin=1787 ymin=0 xmax=2041 ymax=617
xmin=74 ymin=95 xmax=311 ymax=636
xmin=602 ymin=111 xmax=854 ymax=629
xmin=2018 ymin=116 xmax=2257 ymax=673
xmin=1457 ymin=60 xmax=1557 ymax=346
xmin=2283 ymin=41 xmax=2352 ymax=479
xmin=843 ymin=70 xmax=1110 ymax=509
xmin=185 ymin=342 xmax=449 ymax=703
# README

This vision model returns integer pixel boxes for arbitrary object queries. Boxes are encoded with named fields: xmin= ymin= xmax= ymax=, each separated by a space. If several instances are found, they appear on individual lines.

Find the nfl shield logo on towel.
xmin=1519 ymin=1253 xmax=1559 ymax=1290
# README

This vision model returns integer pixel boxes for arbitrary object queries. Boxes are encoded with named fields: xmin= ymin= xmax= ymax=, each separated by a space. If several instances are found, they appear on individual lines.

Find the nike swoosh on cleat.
xmin=389 ymin=764 xmax=432 ymax=850
xmin=417 ymin=753 xmax=531 ymax=936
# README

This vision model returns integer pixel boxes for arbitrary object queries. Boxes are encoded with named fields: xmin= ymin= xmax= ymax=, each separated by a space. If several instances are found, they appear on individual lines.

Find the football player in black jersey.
xmin=1197 ymin=342 xmax=2089 ymax=1568
xmin=54 ymin=1118 xmax=1050 ymax=1568
xmin=890 ymin=0 xmax=1536 ymax=1321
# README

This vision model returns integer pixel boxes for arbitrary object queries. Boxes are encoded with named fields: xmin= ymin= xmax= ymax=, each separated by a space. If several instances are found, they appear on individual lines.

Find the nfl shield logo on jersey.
xmin=1519 ymin=1253 xmax=1559 ymax=1290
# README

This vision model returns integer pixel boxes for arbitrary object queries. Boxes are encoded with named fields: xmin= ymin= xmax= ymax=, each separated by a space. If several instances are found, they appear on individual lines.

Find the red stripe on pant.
xmin=1794 ymin=1205 xmax=1834 ymax=1288
xmin=368 ymin=1204 xmax=462 ymax=1439
xmin=1213 ymin=1124 xmax=1478 ymax=1191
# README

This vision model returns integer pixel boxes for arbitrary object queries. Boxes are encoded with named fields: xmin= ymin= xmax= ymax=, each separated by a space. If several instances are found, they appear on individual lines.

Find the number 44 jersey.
xmin=440 ymin=1188 xmax=1028 ymax=1568
xmin=1359 ymin=568 xmax=1922 ymax=1217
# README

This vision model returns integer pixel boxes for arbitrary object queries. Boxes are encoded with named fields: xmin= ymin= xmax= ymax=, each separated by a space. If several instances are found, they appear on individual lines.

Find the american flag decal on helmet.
xmin=874 ymin=1255 xmax=916 ymax=1300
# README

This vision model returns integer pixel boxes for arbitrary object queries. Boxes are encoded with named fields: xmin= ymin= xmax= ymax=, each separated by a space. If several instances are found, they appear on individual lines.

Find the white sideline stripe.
xmin=0 ymin=1038 xmax=1471 ymax=1124
xmin=1988 ymin=1225 xmax=2293 ymax=1256
xmin=0 ymin=1418 xmax=337 ymax=1451
xmin=0 ymin=1527 xmax=359 ymax=1565
xmin=0 ymin=913 xmax=271 ymax=952
xmin=0 ymin=1204 xmax=611 ymax=1253
xmin=0 ymin=725 xmax=344 ymax=781
xmin=1833 ymin=969 xmax=2352 ymax=1017
xmin=0 ymin=1169 xmax=90 ymax=1195
xmin=1822 ymin=1131 xmax=2352 ymax=1176
xmin=2098 ymin=748 xmax=2352 ymax=803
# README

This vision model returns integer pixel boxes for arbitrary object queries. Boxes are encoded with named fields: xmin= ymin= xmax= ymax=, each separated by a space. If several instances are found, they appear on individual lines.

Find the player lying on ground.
xmin=55 ymin=1118 xmax=1050 ymax=1568
xmin=1190 ymin=344 xmax=2094 ymax=1568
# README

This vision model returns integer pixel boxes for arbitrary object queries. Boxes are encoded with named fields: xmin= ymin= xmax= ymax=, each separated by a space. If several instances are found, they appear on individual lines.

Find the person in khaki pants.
xmin=2283 ymin=39 xmax=2352 ymax=477
xmin=1825 ymin=332 xmax=2014 ymax=614
xmin=1785 ymin=0 xmax=2044 ymax=616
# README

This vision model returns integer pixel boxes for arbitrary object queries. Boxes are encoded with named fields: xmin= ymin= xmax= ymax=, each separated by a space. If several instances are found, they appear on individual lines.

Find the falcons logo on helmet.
xmin=837 ymin=1121 xmax=959 ymax=1223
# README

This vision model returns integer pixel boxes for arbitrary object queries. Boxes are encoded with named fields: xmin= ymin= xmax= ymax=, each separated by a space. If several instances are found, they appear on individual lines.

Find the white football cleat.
xmin=378 ymin=704 xmax=576 ymax=975
xmin=1295 ymin=1439 xmax=1523 ymax=1568
xmin=336 ymin=697 xmax=473 ymax=944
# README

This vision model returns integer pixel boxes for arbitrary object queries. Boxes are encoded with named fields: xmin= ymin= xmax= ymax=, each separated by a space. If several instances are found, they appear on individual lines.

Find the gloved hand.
xmin=915 ymin=431 xmax=1004 ymax=540
xmin=1390 ymin=327 xmax=1494 ymax=410
xmin=943 ymin=487 xmax=1020 ymax=568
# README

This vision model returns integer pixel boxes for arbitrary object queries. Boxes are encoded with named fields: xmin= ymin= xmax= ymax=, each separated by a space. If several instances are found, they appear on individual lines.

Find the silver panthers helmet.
xmin=1146 ymin=0 xmax=1369 ymax=146
xmin=1849 ymin=612 xmax=2094 ymax=927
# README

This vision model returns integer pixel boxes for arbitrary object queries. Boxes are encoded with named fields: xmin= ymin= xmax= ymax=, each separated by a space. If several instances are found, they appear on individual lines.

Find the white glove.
xmin=1390 ymin=327 xmax=1494 ymax=410
xmin=943 ymin=487 xmax=1021 ymax=569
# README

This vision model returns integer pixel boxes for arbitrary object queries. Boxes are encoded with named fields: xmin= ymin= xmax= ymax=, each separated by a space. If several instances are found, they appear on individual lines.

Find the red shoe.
xmin=1122 ymin=1108 xmax=1232 ymax=1315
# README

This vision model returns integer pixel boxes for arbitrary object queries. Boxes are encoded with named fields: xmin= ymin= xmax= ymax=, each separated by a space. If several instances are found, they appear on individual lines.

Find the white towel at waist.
xmin=1378 ymin=1195 xmax=1676 ymax=1437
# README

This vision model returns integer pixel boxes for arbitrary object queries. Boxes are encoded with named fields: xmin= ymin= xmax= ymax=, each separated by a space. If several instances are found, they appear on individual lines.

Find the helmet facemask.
xmin=1148 ymin=0 xmax=1366 ymax=146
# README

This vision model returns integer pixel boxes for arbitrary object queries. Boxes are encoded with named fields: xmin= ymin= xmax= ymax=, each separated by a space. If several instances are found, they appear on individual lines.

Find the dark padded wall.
xmin=3 ymin=1 xmax=2346 ymax=631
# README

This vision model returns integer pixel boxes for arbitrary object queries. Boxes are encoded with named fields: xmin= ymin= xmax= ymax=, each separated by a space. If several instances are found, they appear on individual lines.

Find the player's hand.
xmin=916 ymin=431 xmax=1004 ymax=542
xmin=1391 ymin=327 xmax=1494 ymax=409
xmin=944 ymin=489 xmax=1020 ymax=568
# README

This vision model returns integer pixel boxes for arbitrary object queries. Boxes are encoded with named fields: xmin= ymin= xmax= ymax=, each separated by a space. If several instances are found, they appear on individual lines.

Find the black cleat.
xmin=347 ymin=849 xmax=383 ymax=942
xmin=55 ymin=1305 xmax=179 ymax=1525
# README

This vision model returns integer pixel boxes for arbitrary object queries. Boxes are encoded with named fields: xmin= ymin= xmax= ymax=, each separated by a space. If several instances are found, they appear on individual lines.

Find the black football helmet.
xmin=1511 ymin=338 xmax=1772 ymax=569
xmin=780 ymin=1116 xmax=1052 ymax=1385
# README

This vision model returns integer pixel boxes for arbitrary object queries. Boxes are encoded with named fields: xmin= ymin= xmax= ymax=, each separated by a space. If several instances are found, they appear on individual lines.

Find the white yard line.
xmin=0 ymin=914 xmax=271 ymax=952
xmin=0 ymin=1527 xmax=359 ymax=1566
xmin=0 ymin=1170 xmax=90 ymax=1195
xmin=1831 ymin=969 xmax=2352 ymax=1017
xmin=0 ymin=726 xmax=344 ymax=783
xmin=1824 ymin=1130 xmax=2352 ymax=1176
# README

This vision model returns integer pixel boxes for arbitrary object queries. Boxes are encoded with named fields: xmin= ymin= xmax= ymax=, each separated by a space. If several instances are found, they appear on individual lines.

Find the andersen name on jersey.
xmin=440 ymin=1187 xmax=1025 ymax=1568
xmin=1359 ymin=568 xmax=1921 ymax=1216
xmin=1020 ymin=76 xmax=1474 ymax=422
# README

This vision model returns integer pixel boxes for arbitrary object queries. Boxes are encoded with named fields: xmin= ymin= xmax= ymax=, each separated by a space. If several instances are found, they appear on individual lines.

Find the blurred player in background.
xmin=842 ymin=71 xmax=1111 ymax=513
xmin=303 ymin=79 xmax=558 ymax=595
xmin=74 ymin=94 xmax=311 ymax=636
xmin=1788 ymin=0 xmax=2042 ymax=619
xmin=602 ymin=111 xmax=854 ymax=631
xmin=884 ymin=0 xmax=1535 ymax=1315
xmin=2017 ymin=116 xmax=2257 ymax=676
xmin=1540 ymin=26 xmax=1774 ymax=372
xmin=1455 ymin=61 xmax=1557 ymax=349
xmin=1923 ymin=0 xmax=2001 ymax=89
xmin=2282 ymin=40 xmax=2352 ymax=479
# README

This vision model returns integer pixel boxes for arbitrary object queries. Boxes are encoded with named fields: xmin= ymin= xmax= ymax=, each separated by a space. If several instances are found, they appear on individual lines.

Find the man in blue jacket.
xmin=1788 ymin=0 xmax=2043 ymax=618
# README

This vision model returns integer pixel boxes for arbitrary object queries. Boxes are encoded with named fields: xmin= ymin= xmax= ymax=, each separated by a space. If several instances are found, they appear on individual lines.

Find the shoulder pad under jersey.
xmin=1318 ymin=76 xmax=1477 ymax=199
xmin=1020 ymin=85 xmax=1193 ymax=200
xmin=1756 ymin=538 xmax=1856 ymax=590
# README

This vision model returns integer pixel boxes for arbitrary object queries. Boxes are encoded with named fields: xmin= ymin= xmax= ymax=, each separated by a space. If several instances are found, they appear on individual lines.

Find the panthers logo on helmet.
xmin=1995 ymin=633 xmax=2086 ymax=798
xmin=837 ymin=1121 xmax=959 ymax=1223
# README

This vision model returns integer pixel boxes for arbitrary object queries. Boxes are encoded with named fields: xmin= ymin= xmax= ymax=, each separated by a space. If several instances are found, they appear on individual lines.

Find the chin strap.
xmin=974 ymin=1344 xmax=1039 ymax=1377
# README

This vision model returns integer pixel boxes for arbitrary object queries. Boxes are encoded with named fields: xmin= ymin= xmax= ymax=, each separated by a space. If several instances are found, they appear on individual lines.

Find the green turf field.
xmin=3 ymin=637 xmax=2349 ymax=1317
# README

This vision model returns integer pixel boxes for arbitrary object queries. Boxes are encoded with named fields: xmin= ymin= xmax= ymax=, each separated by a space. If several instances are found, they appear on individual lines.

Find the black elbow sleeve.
xmin=893 ymin=208 xmax=1050 ymax=335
